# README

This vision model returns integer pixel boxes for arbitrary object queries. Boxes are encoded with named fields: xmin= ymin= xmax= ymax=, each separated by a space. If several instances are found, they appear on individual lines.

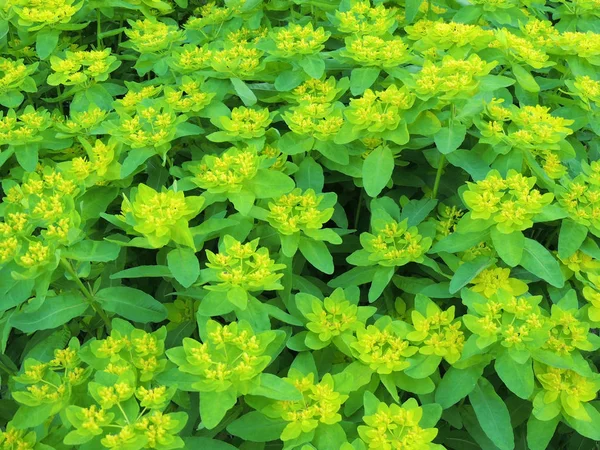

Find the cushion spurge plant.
xmin=3 ymin=0 xmax=600 ymax=449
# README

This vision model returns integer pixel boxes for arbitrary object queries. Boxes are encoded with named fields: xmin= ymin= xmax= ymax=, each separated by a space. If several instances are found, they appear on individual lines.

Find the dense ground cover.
xmin=1 ymin=0 xmax=600 ymax=448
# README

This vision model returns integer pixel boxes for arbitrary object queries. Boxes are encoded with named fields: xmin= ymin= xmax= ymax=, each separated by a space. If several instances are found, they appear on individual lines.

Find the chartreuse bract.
xmin=2 ymin=0 xmax=600 ymax=449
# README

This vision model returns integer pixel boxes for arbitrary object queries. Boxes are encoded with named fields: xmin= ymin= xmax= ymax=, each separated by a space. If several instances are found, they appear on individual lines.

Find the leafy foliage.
xmin=0 ymin=0 xmax=600 ymax=449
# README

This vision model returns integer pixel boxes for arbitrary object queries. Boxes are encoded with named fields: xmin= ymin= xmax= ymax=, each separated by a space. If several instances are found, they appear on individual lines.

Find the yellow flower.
xmin=470 ymin=267 xmax=528 ymax=298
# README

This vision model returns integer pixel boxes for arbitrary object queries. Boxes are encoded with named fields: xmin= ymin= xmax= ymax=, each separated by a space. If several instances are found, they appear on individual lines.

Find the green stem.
xmin=97 ymin=10 xmax=103 ymax=49
xmin=432 ymin=154 xmax=446 ymax=200
xmin=354 ymin=190 xmax=364 ymax=230
xmin=60 ymin=258 xmax=111 ymax=331
xmin=56 ymin=85 xmax=64 ymax=115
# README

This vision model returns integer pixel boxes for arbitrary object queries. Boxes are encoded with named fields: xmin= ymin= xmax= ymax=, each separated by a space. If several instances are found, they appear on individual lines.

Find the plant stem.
xmin=432 ymin=154 xmax=446 ymax=199
xmin=97 ymin=10 xmax=103 ymax=49
xmin=60 ymin=258 xmax=111 ymax=331
xmin=354 ymin=190 xmax=363 ymax=230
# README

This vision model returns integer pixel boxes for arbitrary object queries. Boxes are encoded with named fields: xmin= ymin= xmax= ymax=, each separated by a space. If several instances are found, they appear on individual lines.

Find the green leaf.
xmin=449 ymin=256 xmax=494 ymax=294
xmin=0 ymin=90 xmax=24 ymax=108
xmin=15 ymin=145 xmax=38 ymax=172
xmin=520 ymin=238 xmax=564 ymax=288
xmin=183 ymin=437 xmax=238 ymax=450
xmin=526 ymin=415 xmax=559 ymax=450
xmin=405 ymin=0 xmax=424 ymax=23
xmin=200 ymin=389 xmax=237 ymax=429
xmin=274 ymin=70 xmax=305 ymax=91
xmin=511 ymin=63 xmax=540 ymax=93
xmin=350 ymin=68 xmax=380 ymax=95
xmin=251 ymin=170 xmax=295 ymax=198
xmin=400 ymin=198 xmax=437 ymax=227
xmin=36 ymin=28 xmax=60 ymax=59
xmin=468 ymin=378 xmax=515 ymax=450
xmin=298 ymin=55 xmax=325 ymax=79
xmin=296 ymin=157 xmax=324 ymax=192
xmin=63 ymin=240 xmax=120 ymax=262
xmin=247 ymin=373 xmax=302 ymax=400
xmin=96 ymin=287 xmax=167 ymax=323
xmin=299 ymin=238 xmax=334 ymax=274
xmin=494 ymin=352 xmax=533 ymax=400
xmin=167 ymin=247 xmax=200 ymax=288
xmin=10 ymin=292 xmax=88 ymax=333
xmin=435 ymin=365 xmax=483 ymax=409
xmin=368 ymin=266 xmax=395 ymax=302
xmin=564 ymin=403 xmax=600 ymax=441
xmin=227 ymin=412 xmax=286 ymax=442
xmin=230 ymin=78 xmax=257 ymax=106
xmin=110 ymin=265 xmax=172 ymax=279
xmin=362 ymin=146 xmax=394 ymax=197
xmin=491 ymin=229 xmax=524 ymax=267
xmin=434 ymin=123 xmax=467 ymax=155
xmin=558 ymin=219 xmax=588 ymax=259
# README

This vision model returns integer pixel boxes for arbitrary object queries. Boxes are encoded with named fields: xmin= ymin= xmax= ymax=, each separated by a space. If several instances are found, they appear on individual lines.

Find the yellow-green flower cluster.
xmin=205 ymin=235 xmax=285 ymax=292
xmin=351 ymin=318 xmax=418 ymax=374
xmin=163 ymin=76 xmax=215 ymax=113
xmin=216 ymin=106 xmax=272 ymax=139
xmin=89 ymin=325 xmax=168 ymax=382
xmin=0 ymin=167 xmax=78 ymax=270
xmin=69 ymin=138 xmax=120 ymax=184
xmin=118 ymin=184 xmax=204 ymax=249
xmin=405 ymin=20 xmax=494 ymax=50
xmin=490 ymin=29 xmax=552 ymax=69
xmin=170 ymin=44 xmax=213 ymax=74
xmin=12 ymin=341 xmax=88 ymax=407
xmin=0 ymin=106 xmax=51 ymax=146
xmin=414 ymin=54 xmax=497 ymax=100
xmin=408 ymin=302 xmax=464 ymax=364
xmin=56 ymin=106 xmax=108 ymax=135
xmin=558 ymin=162 xmax=600 ymax=233
xmin=48 ymin=49 xmax=121 ymax=86
xmin=434 ymin=204 xmax=463 ymax=239
xmin=191 ymin=147 xmax=260 ymax=193
xmin=0 ymin=57 xmax=37 ymax=97
xmin=267 ymin=189 xmax=335 ymax=235
xmin=297 ymin=288 xmax=376 ymax=349
xmin=210 ymin=41 xmax=264 ymax=78
xmin=462 ymin=169 xmax=554 ymax=234
xmin=261 ymin=371 xmax=348 ymax=441
xmin=358 ymin=398 xmax=439 ymax=449
xmin=533 ymin=362 xmax=600 ymax=422
xmin=125 ymin=19 xmax=185 ymax=54
xmin=469 ymin=267 xmax=528 ymax=298
xmin=544 ymin=305 xmax=593 ymax=355
xmin=360 ymin=218 xmax=432 ymax=267
xmin=10 ymin=0 xmax=82 ymax=28
xmin=342 ymin=35 xmax=411 ymax=68
xmin=169 ymin=320 xmax=276 ymax=393
xmin=184 ymin=2 xmax=232 ymax=30
xmin=0 ymin=426 xmax=36 ymax=450
xmin=346 ymin=84 xmax=415 ymax=132
xmin=270 ymin=23 xmax=330 ymax=57
xmin=462 ymin=289 xmax=547 ymax=350
xmin=568 ymin=76 xmax=600 ymax=110
xmin=165 ymin=297 xmax=199 ymax=329
xmin=583 ymin=274 xmax=600 ymax=322
xmin=283 ymin=101 xmax=344 ymax=140
xmin=334 ymin=1 xmax=397 ymax=35
xmin=110 ymin=102 xmax=185 ymax=151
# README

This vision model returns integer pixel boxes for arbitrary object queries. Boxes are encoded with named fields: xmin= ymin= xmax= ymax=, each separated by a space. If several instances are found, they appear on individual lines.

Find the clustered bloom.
xmin=558 ymin=161 xmax=600 ymax=234
xmin=408 ymin=302 xmax=464 ymax=364
xmin=533 ymin=362 xmax=600 ymax=422
xmin=334 ymin=1 xmax=397 ymax=36
xmin=205 ymin=235 xmax=285 ymax=294
xmin=462 ymin=169 xmax=554 ymax=234
xmin=357 ymin=399 xmax=439 ymax=449
xmin=124 ymin=19 xmax=185 ymax=53
xmin=118 ymin=183 xmax=204 ymax=248
xmin=346 ymin=85 xmax=415 ymax=133
xmin=267 ymin=189 xmax=335 ymax=235
xmin=359 ymin=218 xmax=432 ymax=267
xmin=270 ymin=23 xmax=330 ymax=57
xmin=168 ymin=320 xmax=276 ymax=393
xmin=351 ymin=318 xmax=418 ymax=374
xmin=261 ymin=371 xmax=348 ymax=441
xmin=48 ymin=49 xmax=121 ymax=86
xmin=215 ymin=106 xmax=272 ymax=140
xmin=296 ymin=288 xmax=376 ymax=348
xmin=342 ymin=35 xmax=411 ymax=68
